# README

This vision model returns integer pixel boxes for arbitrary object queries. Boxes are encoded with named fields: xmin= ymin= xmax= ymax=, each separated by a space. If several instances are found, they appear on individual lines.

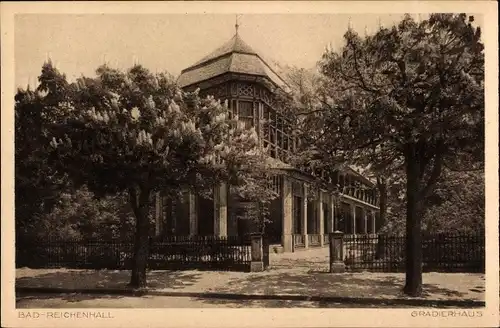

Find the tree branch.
xmin=349 ymin=43 xmax=382 ymax=95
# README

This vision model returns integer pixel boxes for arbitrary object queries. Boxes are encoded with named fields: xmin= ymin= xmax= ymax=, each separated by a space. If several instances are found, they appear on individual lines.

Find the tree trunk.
xmin=129 ymin=187 xmax=151 ymax=288
xmin=376 ymin=177 xmax=387 ymax=231
xmin=403 ymin=151 xmax=424 ymax=297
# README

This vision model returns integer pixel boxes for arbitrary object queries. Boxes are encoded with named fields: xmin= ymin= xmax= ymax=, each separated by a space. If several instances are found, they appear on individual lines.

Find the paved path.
xmin=16 ymin=247 xmax=485 ymax=307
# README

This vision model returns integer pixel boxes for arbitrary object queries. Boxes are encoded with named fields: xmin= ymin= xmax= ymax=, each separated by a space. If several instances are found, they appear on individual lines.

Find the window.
xmin=237 ymin=83 xmax=254 ymax=97
xmin=238 ymin=101 xmax=254 ymax=129
xmin=276 ymin=130 xmax=282 ymax=148
xmin=231 ymin=100 xmax=238 ymax=119
xmin=238 ymin=101 xmax=253 ymax=117
xmin=333 ymin=171 xmax=339 ymax=186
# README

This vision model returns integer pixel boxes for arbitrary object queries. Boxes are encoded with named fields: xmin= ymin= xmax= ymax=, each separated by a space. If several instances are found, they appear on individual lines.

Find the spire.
xmin=235 ymin=14 xmax=241 ymax=35
xmin=347 ymin=16 xmax=352 ymax=31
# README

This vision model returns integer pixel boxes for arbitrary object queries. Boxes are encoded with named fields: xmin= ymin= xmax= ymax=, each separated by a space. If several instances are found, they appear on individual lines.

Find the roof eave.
xmin=179 ymin=71 xmax=283 ymax=92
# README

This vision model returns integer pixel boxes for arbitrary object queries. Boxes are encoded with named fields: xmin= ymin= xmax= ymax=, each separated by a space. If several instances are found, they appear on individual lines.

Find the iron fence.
xmin=17 ymin=235 xmax=252 ymax=272
xmin=342 ymin=233 xmax=485 ymax=273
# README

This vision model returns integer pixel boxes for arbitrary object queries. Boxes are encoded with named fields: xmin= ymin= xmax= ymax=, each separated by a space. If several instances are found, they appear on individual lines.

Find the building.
xmin=154 ymin=28 xmax=380 ymax=252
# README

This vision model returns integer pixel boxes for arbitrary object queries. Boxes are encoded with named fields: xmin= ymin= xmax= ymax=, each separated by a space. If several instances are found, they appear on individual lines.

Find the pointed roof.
xmin=192 ymin=34 xmax=257 ymax=66
xmin=178 ymin=34 xmax=289 ymax=91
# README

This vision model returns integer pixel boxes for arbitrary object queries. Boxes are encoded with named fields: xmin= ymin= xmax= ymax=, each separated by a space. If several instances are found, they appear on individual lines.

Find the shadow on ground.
xmin=16 ymin=269 xmax=203 ymax=301
xmin=214 ymin=271 xmax=465 ymax=298
xmin=199 ymin=266 xmax=484 ymax=306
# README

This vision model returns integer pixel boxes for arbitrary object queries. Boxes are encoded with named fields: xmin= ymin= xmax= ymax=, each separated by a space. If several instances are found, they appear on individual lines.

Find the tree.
xmin=14 ymin=64 xmax=71 ymax=240
xmin=30 ymin=186 xmax=136 ymax=240
xmin=38 ymin=62 xmax=272 ymax=287
xmin=301 ymin=14 xmax=484 ymax=296
xmin=423 ymin=170 xmax=484 ymax=233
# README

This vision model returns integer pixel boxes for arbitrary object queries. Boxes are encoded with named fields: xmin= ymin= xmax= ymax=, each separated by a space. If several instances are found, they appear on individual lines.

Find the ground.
xmin=16 ymin=293 xmax=436 ymax=308
xmin=16 ymin=247 xmax=485 ymax=308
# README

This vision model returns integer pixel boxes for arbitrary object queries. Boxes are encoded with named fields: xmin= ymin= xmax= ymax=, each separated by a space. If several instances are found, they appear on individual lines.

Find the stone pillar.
xmin=319 ymin=192 xmax=325 ymax=246
xmin=351 ymin=204 xmax=356 ymax=235
xmin=188 ymin=192 xmax=197 ymax=236
xmin=281 ymin=177 xmax=293 ymax=252
xmin=302 ymin=183 xmax=309 ymax=248
xmin=250 ymin=233 xmax=264 ymax=272
xmin=214 ymin=183 xmax=228 ymax=237
xmin=329 ymin=231 xmax=346 ymax=273
xmin=154 ymin=192 xmax=162 ymax=236
xmin=364 ymin=208 xmax=368 ymax=234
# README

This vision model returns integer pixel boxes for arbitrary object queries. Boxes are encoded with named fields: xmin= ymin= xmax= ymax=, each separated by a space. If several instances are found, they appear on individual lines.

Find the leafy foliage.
xmin=314 ymin=13 xmax=483 ymax=171
xmin=384 ymin=170 xmax=485 ymax=235
xmin=47 ymin=64 xmax=272 ymax=200
xmin=30 ymin=186 xmax=136 ymax=240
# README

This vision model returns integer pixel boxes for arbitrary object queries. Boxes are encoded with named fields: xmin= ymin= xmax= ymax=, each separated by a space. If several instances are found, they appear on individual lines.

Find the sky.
xmin=15 ymin=13 xmax=482 ymax=89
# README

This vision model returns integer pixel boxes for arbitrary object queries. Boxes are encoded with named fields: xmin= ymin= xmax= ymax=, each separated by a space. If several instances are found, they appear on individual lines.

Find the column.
xmin=362 ymin=208 xmax=366 ymax=234
xmin=351 ymin=204 xmax=356 ymax=235
xmin=319 ymin=191 xmax=325 ymax=246
xmin=371 ymin=210 xmax=376 ymax=234
xmin=330 ymin=195 xmax=335 ymax=232
xmin=325 ymin=195 xmax=331 ymax=234
xmin=281 ymin=177 xmax=293 ymax=252
xmin=302 ymin=183 xmax=308 ymax=248
xmin=214 ymin=183 xmax=228 ymax=236
xmin=188 ymin=192 xmax=198 ymax=236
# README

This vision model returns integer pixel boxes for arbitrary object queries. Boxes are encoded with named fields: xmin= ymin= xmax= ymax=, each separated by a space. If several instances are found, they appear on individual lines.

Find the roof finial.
xmin=235 ymin=14 xmax=240 ymax=35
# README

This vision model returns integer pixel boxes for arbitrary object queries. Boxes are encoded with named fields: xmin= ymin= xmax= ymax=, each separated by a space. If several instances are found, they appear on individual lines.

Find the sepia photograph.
xmin=1 ymin=1 xmax=498 ymax=327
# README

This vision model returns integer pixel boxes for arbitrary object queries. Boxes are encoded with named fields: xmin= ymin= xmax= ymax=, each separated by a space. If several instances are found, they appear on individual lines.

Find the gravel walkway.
xmin=16 ymin=247 xmax=485 ymax=302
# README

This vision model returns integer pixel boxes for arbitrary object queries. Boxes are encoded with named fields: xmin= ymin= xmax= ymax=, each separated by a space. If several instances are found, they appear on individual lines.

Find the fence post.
xmin=329 ymin=231 xmax=346 ymax=273
xmin=250 ymin=233 xmax=264 ymax=272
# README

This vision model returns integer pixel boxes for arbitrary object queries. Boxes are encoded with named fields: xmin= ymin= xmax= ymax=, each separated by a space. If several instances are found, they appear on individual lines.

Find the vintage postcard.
xmin=1 ymin=1 xmax=498 ymax=327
